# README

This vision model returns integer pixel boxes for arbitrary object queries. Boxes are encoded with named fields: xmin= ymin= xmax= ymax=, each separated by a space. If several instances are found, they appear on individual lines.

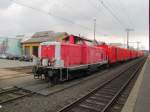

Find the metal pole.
xmin=149 ymin=0 xmax=150 ymax=52
xmin=127 ymin=31 xmax=129 ymax=48
xmin=94 ymin=18 xmax=96 ymax=41
xmin=126 ymin=28 xmax=134 ymax=49
xmin=137 ymin=42 xmax=140 ymax=50
xmin=79 ymin=34 xmax=80 ymax=37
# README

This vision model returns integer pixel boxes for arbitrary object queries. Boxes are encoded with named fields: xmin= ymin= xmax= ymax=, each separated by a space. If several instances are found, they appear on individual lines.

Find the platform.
xmin=121 ymin=56 xmax=150 ymax=112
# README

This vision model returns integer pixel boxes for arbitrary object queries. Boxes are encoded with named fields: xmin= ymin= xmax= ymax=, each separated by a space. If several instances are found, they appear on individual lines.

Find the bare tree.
xmin=0 ymin=38 xmax=8 ymax=54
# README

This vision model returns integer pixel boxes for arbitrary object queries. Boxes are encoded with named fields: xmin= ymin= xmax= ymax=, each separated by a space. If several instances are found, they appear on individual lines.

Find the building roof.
xmin=22 ymin=37 xmax=51 ymax=43
xmin=31 ymin=31 xmax=55 ymax=38
xmin=22 ymin=31 xmax=68 ymax=44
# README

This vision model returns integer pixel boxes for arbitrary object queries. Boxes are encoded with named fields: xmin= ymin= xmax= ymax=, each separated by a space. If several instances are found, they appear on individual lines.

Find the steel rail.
xmin=0 ymin=87 xmax=19 ymax=95
xmin=58 ymin=57 xmax=145 ymax=112
xmin=0 ymin=88 xmax=34 ymax=105
xmin=101 ymin=60 xmax=145 ymax=112
xmin=0 ymin=92 xmax=33 ymax=105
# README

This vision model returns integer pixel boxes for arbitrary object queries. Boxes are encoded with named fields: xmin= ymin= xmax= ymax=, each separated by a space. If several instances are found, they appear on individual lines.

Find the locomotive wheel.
xmin=48 ymin=76 xmax=59 ymax=85
xmin=47 ymin=70 xmax=53 ymax=78
xmin=48 ymin=70 xmax=59 ymax=84
xmin=105 ymin=64 xmax=110 ymax=68
xmin=52 ymin=76 xmax=59 ymax=84
xmin=86 ymin=67 xmax=92 ymax=75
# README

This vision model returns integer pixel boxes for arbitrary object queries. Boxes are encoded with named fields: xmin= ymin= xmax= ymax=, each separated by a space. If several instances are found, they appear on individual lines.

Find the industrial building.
xmin=21 ymin=31 xmax=68 ymax=57
xmin=0 ymin=37 xmax=22 ymax=56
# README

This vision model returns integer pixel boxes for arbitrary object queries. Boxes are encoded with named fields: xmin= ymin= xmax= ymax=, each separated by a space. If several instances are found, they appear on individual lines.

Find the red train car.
xmin=33 ymin=35 xmax=144 ymax=84
xmin=97 ymin=44 xmax=118 ymax=64
xmin=117 ymin=47 xmax=123 ymax=62
xmin=98 ymin=44 xmax=143 ymax=64
xmin=98 ymin=44 xmax=127 ymax=64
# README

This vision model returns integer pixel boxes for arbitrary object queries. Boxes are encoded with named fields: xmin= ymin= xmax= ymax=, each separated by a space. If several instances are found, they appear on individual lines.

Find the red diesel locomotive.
xmin=32 ymin=35 xmax=143 ymax=84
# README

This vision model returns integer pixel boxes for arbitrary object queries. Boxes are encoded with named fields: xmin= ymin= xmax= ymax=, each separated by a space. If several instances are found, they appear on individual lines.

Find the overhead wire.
xmin=87 ymin=0 xmax=130 ymax=43
xmin=11 ymin=0 xmax=134 ymax=37
xmin=87 ymin=0 xmax=124 ymax=30
xmin=101 ymin=0 xmax=129 ymax=28
xmin=103 ymin=0 xmax=132 ymax=28
xmin=116 ymin=0 xmax=135 ymax=28
xmin=86 ymin=0 xmax=114 ymax=35
xmin=46 ymin=0 xmax=115 ymax=36
xmin=86 ymin=0 xmax=106 ymax=26
xmin=46 ymin=0 xmax=90 ymax=20
xmin=97 ymin=0 xmax=126 ymax=29
xmin=11 ymin=0 xmax=92 ymax=32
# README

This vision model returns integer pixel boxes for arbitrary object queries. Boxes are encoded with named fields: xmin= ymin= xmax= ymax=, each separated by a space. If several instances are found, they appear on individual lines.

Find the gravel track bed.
xmin=0 ymin=59 xmax=141 ymax=112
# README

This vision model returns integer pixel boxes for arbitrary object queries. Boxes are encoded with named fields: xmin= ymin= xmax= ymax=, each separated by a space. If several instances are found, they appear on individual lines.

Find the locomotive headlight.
xmin=48 ymin=62 xmax=51 ymax=66
xmin=49 ymin=58 xmax=55 ymax=66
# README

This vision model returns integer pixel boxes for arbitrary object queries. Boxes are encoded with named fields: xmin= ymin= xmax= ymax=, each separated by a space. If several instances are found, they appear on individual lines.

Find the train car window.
xmin=75 ymin=40 xmax=83 ymax=45
xmin=84 ymin=41 xmax=94 ymax=46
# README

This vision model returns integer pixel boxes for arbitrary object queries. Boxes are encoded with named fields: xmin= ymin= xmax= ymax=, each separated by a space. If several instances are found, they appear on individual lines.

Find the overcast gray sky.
xmin=0 ymin=0 xmax=149 ymax=49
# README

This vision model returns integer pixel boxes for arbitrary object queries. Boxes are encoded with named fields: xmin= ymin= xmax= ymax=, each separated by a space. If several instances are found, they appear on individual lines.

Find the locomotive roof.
xmin=63 ymin=35 xmax=93 ymax=42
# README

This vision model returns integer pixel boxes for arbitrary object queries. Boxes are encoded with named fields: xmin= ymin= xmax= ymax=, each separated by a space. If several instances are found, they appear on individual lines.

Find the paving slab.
xmin=121 ymin=56 xmax=150 ymax=112
xmin=133 ymin=56 xmax=150 ymax=112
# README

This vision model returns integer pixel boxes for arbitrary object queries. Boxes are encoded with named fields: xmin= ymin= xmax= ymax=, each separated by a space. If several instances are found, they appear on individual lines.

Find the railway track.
xmin=0 ymin=73 xmax=32 ymax=80
xmin=0 ymin=87 xmax=33 ymax=104
xmin=6 ymin=66 xmax=33 ymax=74
xmin=58 ymin=58 xmax=145 ymax=112
xmin=1 ymin=58 xmax=140 ymax=97
xmin=0 ymin=58 xmax=145 ymax=106
xmin=0 ymin=66 xmax=33 ymax=80
xmin=108 ymin=69 xmax=141 ymax=112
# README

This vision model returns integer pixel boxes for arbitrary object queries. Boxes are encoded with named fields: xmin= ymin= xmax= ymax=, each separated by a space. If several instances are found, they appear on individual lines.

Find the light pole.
xmin=126 ymin=28 xmax=134 ymax=48
xmin=94 ymin=18 xmax=96 ymax=42
xmin=137 ymin=41 xmax=141 ymax=50
xmin=148 ymin=1 xmax=150 ymax=52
